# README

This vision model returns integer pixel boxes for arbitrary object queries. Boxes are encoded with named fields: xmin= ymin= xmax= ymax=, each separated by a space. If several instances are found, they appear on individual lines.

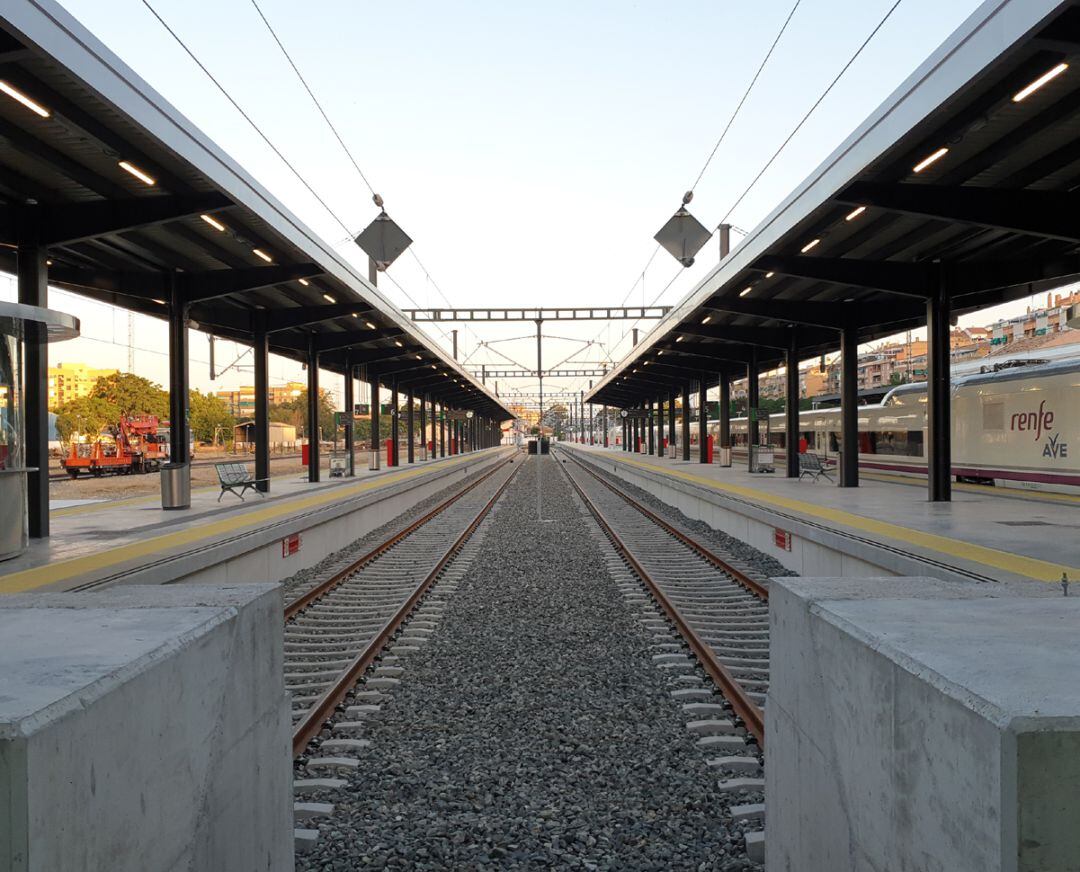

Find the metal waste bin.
xmin=160 ymin=462 xmax=190 ymax=510
xmin=718 ymin=447 xmax=732 ymax=467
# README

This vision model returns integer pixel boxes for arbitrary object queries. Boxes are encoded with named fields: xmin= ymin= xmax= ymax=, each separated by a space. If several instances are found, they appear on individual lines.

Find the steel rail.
xmin=558 ymin=451 xmax=765 ymax=747
xmin=291 ymin=459 xmax=521 ymax=757
xmin=284 ymin=454 xmax=514 ymax=620
xmin=561 ymin=452 xmax=769 ymax=600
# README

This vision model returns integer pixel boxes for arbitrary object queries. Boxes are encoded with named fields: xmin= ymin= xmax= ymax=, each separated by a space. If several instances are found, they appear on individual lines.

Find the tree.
xmin=90 ymin=372 xmax=169 ymax=419
xmin=888 ymin=371 xmax=907 ymax=386
xmin=188 ymin=390 xmax=235 ymax=445
xmin=269 ymin=388 xmax=335 ymax=439
xmin=54 ymin=395 xmax=118 ymax=443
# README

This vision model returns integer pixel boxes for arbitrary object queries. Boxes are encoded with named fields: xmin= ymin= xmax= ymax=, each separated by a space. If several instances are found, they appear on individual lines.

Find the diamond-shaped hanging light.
xmin=654 ymin=193 xmax=712 ymax=268
xmin=354 ymin=210 xmax=413 ymax=271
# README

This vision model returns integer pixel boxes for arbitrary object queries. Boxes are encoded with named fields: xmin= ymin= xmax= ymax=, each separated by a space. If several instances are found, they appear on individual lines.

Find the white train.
xmin=719 ymin=358 xmax=1079 ymax=494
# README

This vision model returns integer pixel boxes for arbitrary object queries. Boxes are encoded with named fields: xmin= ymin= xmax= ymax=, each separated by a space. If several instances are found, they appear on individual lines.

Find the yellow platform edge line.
xmin=610 ymin=453 xmax=1079 ymax=583
xmin=1 ymin=453 xmax=485 ymax=595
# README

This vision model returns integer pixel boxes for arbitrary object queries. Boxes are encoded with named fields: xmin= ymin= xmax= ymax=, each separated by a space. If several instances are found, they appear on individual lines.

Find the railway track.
xmin=285 ymin=454 xmax=520 ymax=769
xmin=557 ymin=447 xmax=769 ymax=857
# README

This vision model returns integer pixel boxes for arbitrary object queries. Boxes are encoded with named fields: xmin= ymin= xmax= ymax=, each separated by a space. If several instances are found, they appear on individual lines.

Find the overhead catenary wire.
xmin=719 ymin=0 xmax=905 ymax=226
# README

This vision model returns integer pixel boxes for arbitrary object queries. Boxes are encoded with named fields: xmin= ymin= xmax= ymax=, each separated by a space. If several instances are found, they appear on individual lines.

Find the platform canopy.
xmin=0 ymin=0 xmax=511 ymax=421
xmin=587 ymin=0 xmax=1080 ymax=408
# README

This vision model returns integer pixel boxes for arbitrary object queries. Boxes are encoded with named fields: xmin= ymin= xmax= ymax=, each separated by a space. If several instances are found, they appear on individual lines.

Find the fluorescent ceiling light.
xmin=702 ymin=315 xmax=712 ymax=324
xmin=1013 ymin=63 xmax=1068 ymax=102
xmin=912 ymin=147 xmax=948 ymax=173
xmin=252 ymin=248 xmax=272 ymax=263
xmin=322 ymin=293 xmax=335 ymax=303
xmin=800 ymin=238 xmax=821 ymax=253
xmin=675 ymin=336 xmax=684 ymax=342
xmin=298 ymin=278 xmax=310 ymax=287
xmin=118 ymin=160 xmax=155 ymax=186
xmin=740 ymin=287 xmax=752 ymax=297
xmin=845 ymin=206 xmax=866 ymax=221
xmin=365 ymin=321 xmax=377 ymax=330
xmin=415 ymin=354 xmax=422 ymax=360
xmin=200 ymin=213 xmax=226 ymax=232
xmin=394 ymin=340 xmax=404 ymax=347
xmin=0 ymin=80 xmax=49 ymax=117
xmin=765 ymin=272 xmax=775 ymax=278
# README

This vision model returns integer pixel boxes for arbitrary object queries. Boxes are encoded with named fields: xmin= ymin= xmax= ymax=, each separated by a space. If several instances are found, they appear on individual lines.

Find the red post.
xmin=301 ymin=442 xmax=310 ymax=466
xmin=706 ymin=434 xmax=714 ymax=464
xmin=385 ymin=438 xmax=394 ymax=466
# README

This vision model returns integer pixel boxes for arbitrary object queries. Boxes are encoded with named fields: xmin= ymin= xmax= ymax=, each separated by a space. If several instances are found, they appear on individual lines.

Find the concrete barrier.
xmin=766 ymin=576 xmax=1077 ymax=872
xmin=0 ymin=584 xmax=291 ymax=871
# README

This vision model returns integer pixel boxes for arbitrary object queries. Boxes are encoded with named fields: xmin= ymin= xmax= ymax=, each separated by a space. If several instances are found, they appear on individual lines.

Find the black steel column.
xmin=840 ymin=325 xmax=859 ymax=488
xmin=657 ymin=396 xmax=665 ymax=456
xmin=343 ymin=358 xmax=355 ymax=477
xmin=407 ymin=387 xmax=415 ymax=463
xmin=169 ymin=273 xmax=190 ymax=467
xmin=681 ymin=384 xmax=691 ymax=461
xmin=18 ymin=244 xmax=48 ymax=537
xmin=719 ymin=373 xmax=731 ymax=448
xmin=747 ymin=349 xmax=759 ymax=472
xmin=698 ymin=375 xmax=708 ymax=463
xmin=786 ymin=333 xmax=800 ymax=478
xmin=667 ymin=390 xmax=676 ymax=458
xmin=390 ymin=379 xmax=399 ymax=466
xmin=254 ymin=312 xmax=271 ymax=491
xmin=603 ymin=406 xmax=609 ymax=447
xmin=306 ymin=335 xmax=320 ymax=482
xmin=927 ymin=273 xmax=952 ymax=501
xmin=420 ymin=396 xmax=428 ymax=459
xmin=647 ymin=401 xmax=655 ymax=455
xmin=439 ymin=404 xmax=446 ymax=457
xmin=370 ymin=377 xmax=380 ymax=469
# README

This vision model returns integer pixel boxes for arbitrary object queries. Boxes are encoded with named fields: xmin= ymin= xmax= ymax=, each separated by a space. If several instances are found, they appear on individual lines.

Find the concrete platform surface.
xmin=0 ymin=447 xmax=509 ymax=594
xmin=568 ymin=444 xmax=1080 ymax=585
xmin=0 ymin=584 xmax=292 ymax=872
xmin=767 ymin=576 xmax=1080 ymax=872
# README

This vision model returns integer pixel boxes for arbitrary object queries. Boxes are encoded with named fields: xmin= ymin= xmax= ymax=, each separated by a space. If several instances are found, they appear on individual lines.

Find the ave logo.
xmin=1043 ymin=432 xmax=1069 ymax=460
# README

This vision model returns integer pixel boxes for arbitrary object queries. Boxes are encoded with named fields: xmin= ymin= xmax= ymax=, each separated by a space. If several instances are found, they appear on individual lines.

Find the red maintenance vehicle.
xmin=61 ymin=415 xmax=170 ymax=477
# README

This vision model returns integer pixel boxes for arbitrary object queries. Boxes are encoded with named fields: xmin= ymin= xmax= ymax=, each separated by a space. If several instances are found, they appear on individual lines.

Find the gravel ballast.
xmin=297 ymin=454 xmax=757 ymax=871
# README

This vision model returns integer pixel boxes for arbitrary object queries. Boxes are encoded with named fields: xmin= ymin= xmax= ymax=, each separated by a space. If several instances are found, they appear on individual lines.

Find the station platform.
xmin=563 ymin=444 xmax=1079 ymax=587
xmin=0 ymin=447 xmax=512 ymax=595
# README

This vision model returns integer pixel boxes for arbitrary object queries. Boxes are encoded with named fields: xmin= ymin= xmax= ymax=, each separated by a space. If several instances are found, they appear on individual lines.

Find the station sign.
xmin=281 ymin=532 xmax=302 ymax=558
xmin=620 ymin=409 xmax=649 ymax=419
xmin=353 ymin=403 xmax=393 ymax=416
xmin=445 ymin=410 xmax=474 ymax=421
xmin=773 ymin=528 xmax=792 ymax=551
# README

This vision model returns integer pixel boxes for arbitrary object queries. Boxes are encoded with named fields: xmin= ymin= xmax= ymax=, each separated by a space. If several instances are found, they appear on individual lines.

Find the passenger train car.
xmin=720 ymin=358 xmax=1079 ymax=494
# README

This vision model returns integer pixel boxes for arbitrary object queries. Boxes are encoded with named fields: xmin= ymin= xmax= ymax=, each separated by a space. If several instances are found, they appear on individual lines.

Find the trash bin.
xmin=160 ymin=462 xmax=190 ymax=510
xmin=718 ymin=447 xmax=732 ymax=467
xmin=329 ymin=451 xmax=348 ymax=477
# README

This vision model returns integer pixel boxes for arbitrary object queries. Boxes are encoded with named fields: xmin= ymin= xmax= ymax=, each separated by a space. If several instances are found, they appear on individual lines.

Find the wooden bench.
xmin=215 ymin=462 xmax=268 ymax=501
xmin=798 ymin=452 xmax=835 ymax=482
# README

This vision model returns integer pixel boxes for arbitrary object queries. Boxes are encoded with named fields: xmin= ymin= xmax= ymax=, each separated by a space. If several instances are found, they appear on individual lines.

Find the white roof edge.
xmin=586 ymin=0 xmax=1065 ymax=404
xmin=5 ymin=0 xmax=510 ymax=416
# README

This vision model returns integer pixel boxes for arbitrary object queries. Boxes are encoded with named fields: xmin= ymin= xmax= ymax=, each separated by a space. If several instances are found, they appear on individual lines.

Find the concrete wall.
xmin=766 ymin=576 xmax=1078 ymax=872
xmin=0 ymin=584 xmax=292 ymax=872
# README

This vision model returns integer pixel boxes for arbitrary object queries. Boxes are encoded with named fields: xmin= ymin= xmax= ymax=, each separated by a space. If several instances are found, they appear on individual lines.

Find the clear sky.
xmin=8 ymin=0 xmax=1051 ymax=406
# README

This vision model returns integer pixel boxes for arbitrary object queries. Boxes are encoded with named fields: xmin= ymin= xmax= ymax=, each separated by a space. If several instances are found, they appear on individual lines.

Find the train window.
xmin=865 ymin=430 xmax=923 ymax=457
xmin=770 ymin=432 xmax=786 ymax=448
xmin=982 ymin=402 xmax=1004 ymax=430
xmin=828 ymin=432 xmax=840 ymax=453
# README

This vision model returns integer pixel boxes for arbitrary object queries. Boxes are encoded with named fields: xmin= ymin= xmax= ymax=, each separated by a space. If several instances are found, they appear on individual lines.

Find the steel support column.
xmin=927 ymin=274 xmax=952 ymax=502
xmin=698 ymin=375 xmax=708 ymax=463
xmin=747 ymin=349 xmax=759 ymax=472
xmin=390 ymin=379 xmax=399 ymax=466
xmin=254 ymin=312 xmax=271 ymax=490
xmin=17 ymin=244 xmax=48 ymax=537
xmin=786 ymin=334 xmax=800 ymax=478
xmin=343 ymin=355 xmax=354 ymax=477
xmin=657 ymin=395 xmax=665 ymax=456
xmin=719 ymin=374 xmax=731 ymax=448
xmin=305 ymin=337 xmax=320 ymax=481
xmin=840 ymin=325 xmax=859 ymax=488
xmin=647 ymin=401 xmax=655 ymax=455
xmin=668 ymin=390 xmax=676 ymax=458
xmin=370 ymin=378 xmax=380 ymax=470
xmin=169 ymin=273 xmax=190 ymax=467
xmin=681 ymin=384 xmax=691 ymax=461
xmin=406 ymin=388 xmax=415 ymax=463
xmin=603 ymin=406 xmax=609 ymax=447
xmin=420 ymin=396 xmax=428 ymax=459
xmin=439 ymin=404 xmax=446 ymax=457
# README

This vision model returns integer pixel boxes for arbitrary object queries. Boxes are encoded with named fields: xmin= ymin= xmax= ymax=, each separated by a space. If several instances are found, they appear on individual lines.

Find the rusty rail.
xmin=291 ymin=459 xmax=520 ymax=757
xmin=559 ymin=451 xmax=765 ymax=747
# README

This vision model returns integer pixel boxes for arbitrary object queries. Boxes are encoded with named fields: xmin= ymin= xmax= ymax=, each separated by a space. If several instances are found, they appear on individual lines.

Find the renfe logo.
xmin=1011 ymin=400 xmax=1055 ymax=441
